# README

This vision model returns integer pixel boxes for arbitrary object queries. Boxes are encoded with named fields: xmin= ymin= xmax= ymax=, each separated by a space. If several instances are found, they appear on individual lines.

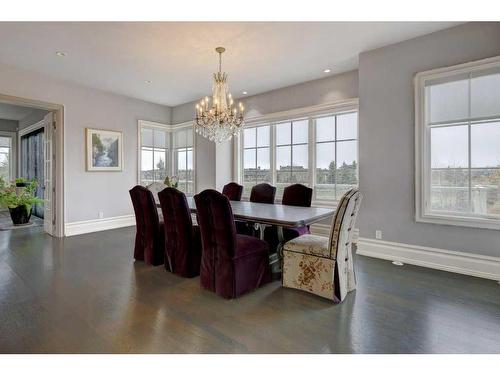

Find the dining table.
xmin=157 ymin=197 xmax=335 ymax=272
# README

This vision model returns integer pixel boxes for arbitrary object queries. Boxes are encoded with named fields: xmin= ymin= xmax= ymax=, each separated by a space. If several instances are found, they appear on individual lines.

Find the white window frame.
xmin=415 ymin=55 xmax=500 ymax=230
xmin=0 ymin=131 xmax=16 ymax=181
xmin=137 ymin=120 xmax=196 ymax=195
xmin=235 ymin=99 xmax=359 ymax=206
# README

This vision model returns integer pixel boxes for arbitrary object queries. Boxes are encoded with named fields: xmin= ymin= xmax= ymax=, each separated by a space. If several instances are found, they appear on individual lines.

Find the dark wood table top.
xmin=158 ymin=197 xmax=335 ymax=228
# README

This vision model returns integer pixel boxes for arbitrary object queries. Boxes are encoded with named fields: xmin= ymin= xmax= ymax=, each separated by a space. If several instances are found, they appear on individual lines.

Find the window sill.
xmin=416 ymin=212 xmax=500 ymax=231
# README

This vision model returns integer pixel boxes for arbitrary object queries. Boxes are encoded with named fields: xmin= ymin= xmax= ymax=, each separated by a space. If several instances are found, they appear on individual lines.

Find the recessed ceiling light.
xmin=323 ymin=69 xmax=331 ymax=73
xmin=145 ymin=80 xmax=152 ymax=84
xmin=242 ymin=91 xmax=248 ymax=95
xmin=55 ymin=51 xmax=67 ymax=57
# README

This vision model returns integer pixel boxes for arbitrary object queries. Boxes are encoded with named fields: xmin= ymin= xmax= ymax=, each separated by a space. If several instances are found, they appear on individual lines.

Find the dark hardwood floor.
xmin=1 ymin=226 xmax=499 ymax=353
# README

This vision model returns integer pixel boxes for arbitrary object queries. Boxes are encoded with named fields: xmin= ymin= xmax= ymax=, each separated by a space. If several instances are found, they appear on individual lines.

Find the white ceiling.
xmin=0 ymin=102 xmax=37 ymax=121
xmin=0 ymin=22 xmax=461 ymax=107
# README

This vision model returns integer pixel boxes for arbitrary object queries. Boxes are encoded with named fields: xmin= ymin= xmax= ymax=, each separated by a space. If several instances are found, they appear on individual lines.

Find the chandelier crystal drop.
xmin=195 ymin=47 xmax=245 ymax=143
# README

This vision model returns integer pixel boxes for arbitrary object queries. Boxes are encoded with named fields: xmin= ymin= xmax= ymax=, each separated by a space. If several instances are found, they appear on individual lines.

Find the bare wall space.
xmin=358 ymin=22 xmax=500 ymax=257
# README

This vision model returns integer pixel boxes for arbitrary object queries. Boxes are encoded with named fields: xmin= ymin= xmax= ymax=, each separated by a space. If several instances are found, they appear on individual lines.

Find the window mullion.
xmin=467 ymin=72 xmax=472 ymax=214
xmin=334 ymin=115 xmax=338 ymax=200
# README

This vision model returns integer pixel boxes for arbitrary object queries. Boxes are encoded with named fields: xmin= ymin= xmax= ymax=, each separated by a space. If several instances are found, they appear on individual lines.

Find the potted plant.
xmin=0 ymin=177 xmax=43 ymax=225
xmin=163 ymin=176 xmax=179 ymax=189
xmin=15 ymin=177 xmax=29 ymax=187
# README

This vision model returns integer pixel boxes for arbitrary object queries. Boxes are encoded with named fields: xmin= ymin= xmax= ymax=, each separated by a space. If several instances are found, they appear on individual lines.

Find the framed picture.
xmin=86 ymin=128 xmax=123 ymax=171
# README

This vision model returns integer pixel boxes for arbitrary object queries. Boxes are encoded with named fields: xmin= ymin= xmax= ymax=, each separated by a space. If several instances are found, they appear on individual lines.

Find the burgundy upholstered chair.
xmin=222 ymin=182 xmax=243 ymax=201
xmin=158 ymin=187 xmax=201 ymax=277
xmin=194 ymin=189 xmax=271 ymax=299
xmin=250 ymin=183 xmax=276 ymax=204
xmin=237 ymin=183 xmax=277 ymax=235
xmin=129 ymin=185 xmax=165 ymax=266
xmin=265 ymin=184 xmax=313 ymax=250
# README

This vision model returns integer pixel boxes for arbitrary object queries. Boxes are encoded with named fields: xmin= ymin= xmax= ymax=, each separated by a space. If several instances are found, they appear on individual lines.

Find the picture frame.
xmin=85 ymin=128 xmax=123 ymax=171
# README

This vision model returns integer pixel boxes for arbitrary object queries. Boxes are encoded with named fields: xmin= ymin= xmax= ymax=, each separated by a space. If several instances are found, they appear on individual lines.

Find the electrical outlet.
xmin=98 ymin=211 xmax=104 ymax=219
xmin=375 ymin=230 xmax=382 ymax=240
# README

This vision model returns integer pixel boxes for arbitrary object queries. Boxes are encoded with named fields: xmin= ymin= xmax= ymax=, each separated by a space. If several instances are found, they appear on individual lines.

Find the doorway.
xmin=0 ymin=94 xmax=63 ymax=237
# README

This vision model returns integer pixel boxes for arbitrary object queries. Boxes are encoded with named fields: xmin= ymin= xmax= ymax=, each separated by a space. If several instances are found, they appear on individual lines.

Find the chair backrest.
xmin=222 ymin=182 xmax=243 ymax=201
xmin=282 ymin=184 xmax=313 ymax=207
xmin=250 ymin=183 xmax=276 ymax=204
xmin=158 ymin=187 xmax=193 ymax=267
xmin=129 ymin=185 xmax=161 ymax=234
xmin=194 ymin=189 xmax=237 ymax=260
xmin=147 ymin=182 xmax=168 ymax=204
xmin=328 ymin=188 xmax=363 ymax=259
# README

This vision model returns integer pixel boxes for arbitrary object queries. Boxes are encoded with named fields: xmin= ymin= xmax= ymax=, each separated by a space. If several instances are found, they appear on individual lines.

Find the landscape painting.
xmin=86 ymin=128 xmax=123 ymax=171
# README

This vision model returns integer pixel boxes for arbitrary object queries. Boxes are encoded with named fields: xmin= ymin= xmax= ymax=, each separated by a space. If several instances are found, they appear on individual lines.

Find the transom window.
xmin=416 ymin=56 xmax=500 ymax=229
xmin=239 ymin=106 xmax=358 ymax=203
xmin=138 ymin=121 xmax=195 ymax=195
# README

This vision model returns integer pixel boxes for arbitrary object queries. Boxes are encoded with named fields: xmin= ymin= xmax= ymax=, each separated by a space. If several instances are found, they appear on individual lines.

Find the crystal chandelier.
xmin=195 ymin=47 xmax=245 ymax=143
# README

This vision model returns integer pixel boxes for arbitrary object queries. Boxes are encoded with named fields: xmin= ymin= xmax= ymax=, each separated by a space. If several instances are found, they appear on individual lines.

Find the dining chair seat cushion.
xmin=263 ymin=225 xmax=310 ymax=251
xmin=283 ymin=234 xmax=330 ymax=258
xmin=235 ymin=234 xmax=269 ymax=258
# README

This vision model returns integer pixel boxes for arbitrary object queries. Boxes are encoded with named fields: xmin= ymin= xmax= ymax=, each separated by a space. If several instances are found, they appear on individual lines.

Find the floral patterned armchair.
xmin=282 ymin=188 xmax=362 ymax=303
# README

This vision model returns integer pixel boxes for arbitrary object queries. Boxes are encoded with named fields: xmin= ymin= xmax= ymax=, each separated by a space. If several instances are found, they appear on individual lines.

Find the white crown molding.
xmin=65 ymin=214 xmax=135 ymax=236
xmin=357 ymin=237 xmax=500 ymax=281
xmin=244 ymin=98 xmax=359 ymax=126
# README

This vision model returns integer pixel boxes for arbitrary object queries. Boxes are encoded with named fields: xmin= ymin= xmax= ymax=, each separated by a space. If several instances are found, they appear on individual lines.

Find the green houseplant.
xmin=0 ymin=177 xmax=43 ymax=225
xmin=163 ymin=175 xmax=179 ymax=189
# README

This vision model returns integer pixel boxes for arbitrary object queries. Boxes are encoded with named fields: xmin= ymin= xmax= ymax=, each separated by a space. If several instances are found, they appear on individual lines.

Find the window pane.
xmin=174 ymin=130 xmax=188 ymax=148
xmin=431 ymin=125 xmax=468 ymax=168
xmin=292 ymin=144 xmax=308 ymax=168
xmin=337 ymin=112 xmax=358 ymax=140
xmin=186 ymin=129 xmax=193 ymax=147
xmin=141 ymin=128 xmax=153 ymax=147
xmin=256 ymin=148 xmax=271 ymax=182
xmin=154 ymin=150 xmax=167 ymax=181
xmin=316 ymin=142 xmax=335 ymax=184
xmin=243 ymin=149 xmax=256 ymax=170
xmin=153 ymin=129 xmax=168 ymax=148
xmin=187 ymin=148 xmax=194 ymax=183
xmin=336 ymin=141 xmax=358 ymax=199
xmin=141 ymin=148 xmax=153 ymax=183
xmin=276 ymin=146 xmax=291 ymax=183
xmin=430 ymin=168 xmax=469 ymax=213
xmin=292 ymin=144 xmax=308 ymax=184
xmin=0 ymin=137 xmax=11 ymax=147
xmin=337 ymin=140 xmax=357 ymax=168
xmin=471 ymin=121 xmax=500 ymax=168
xmin=257 ymin=126 xmax=270 ymax=147
xmin=244 ymin=127 xmax=256 ymax=148
xmin=316 ymin=117 xmax=335 ymax=142
xmin=471 ymin=71 xmax=500 ymax=118
xmin=471 ymin=168 xmax=500 ymax=216
xmin=243 ymin=149 xmax=256 ymax=183
xmin=292 ymin=120 xmax=308 ymax=144
xmin=0 ymin=151 xmax=10 ymax=181
xmin=276 ymin=122 xmax=291 ymax=145
xmin=428 ymin=79 xmax=469 ymax=123
xmin=177 ymin=150 xmax=187 ymax=171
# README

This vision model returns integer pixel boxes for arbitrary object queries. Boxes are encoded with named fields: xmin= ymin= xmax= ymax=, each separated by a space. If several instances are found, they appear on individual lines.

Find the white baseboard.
xmin=65 ymin=214 xmax=135 ymax=236
xmin=357 ymin=237 xmax=500 ymax=281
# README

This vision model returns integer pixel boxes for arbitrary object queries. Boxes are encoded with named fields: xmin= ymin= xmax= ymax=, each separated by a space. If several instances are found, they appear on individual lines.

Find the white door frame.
xmin=0 ymin=93 xmax=65 ymax=237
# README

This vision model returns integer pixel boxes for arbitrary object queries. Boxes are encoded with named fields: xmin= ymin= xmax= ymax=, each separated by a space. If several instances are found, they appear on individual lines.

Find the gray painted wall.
xmin=172 ymin=70 xmax=359 ymax=193
xmin=358 ymin=22 xmax=500 ymax=257
xmin=0 ymin=62 xmax=171 ymax=223
xmin=0 ymin=119 xmax=18 ymax=132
